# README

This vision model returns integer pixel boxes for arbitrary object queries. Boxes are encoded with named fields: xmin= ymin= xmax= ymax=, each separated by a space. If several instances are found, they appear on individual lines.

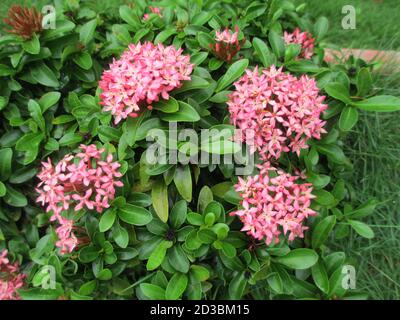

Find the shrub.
xmin=0 ymin=0 xmax=399 ymax=300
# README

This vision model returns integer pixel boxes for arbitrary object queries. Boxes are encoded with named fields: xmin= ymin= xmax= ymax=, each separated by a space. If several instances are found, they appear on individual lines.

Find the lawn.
xmin=298 ymin=0 xmax=400 ymax=299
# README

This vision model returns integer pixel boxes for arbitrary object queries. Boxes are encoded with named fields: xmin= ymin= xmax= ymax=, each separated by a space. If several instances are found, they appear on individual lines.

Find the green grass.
xmin=298 ymin=0 xmax=400 ymax=299
xmin=299 ymin=0 xmax=400 ymax=50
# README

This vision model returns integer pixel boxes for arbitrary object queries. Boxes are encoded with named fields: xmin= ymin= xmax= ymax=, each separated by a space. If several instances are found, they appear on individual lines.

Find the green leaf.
xmin=328 ymin=267 xmax=346 ymax=298
xmin=99 ymin=209 xmax=116 ymax=232
xmin=22 ymin=33 xmax=40 ymax=54
xmin=151 ymin=179 xmax=169 ymax=223
xmin=0 ymin=148 xmax=12 ymax=181
xmin=344 ymin=199 xmax=378 ymax=219
xmin=348 ymin=220 xmax=374 ymax=239
xmin=313 ymin=189 xmax=336 ymax=206
xmin=197 ymin=186 xmax=213 ymax=213
xmin=112 ymin=24 xmax=131 ymax=45
xmin=168 ymin=245 xmax=190 ymax=273
xmin=96 ymin=268 xmax=113 ymax=281
xmin=153 ymin=97 xmax=179 ymax=113
xmin=147 ymin=240 xmax=172 ymax=271
xmin=314 ymin=17 xmax=329 ymax=41
xmin=174 ymin=166 xmax=192 ymax=202
xmin=325 ymin=82 xmax=351 ymax=104
xmin=268 ymin=30 xmax=285 ymax=58
xmin=190 ymin=52 xmax=208 ymax=66
xmin=119 ymin=5 xmax=141 ymax=30
xmin=4 ymin=185 xmax=27 ymax=207
xmin=118 ymin=204 xmax=152 ymax=226
xmin=253 ymin=37 xmax=274 ymax=67
xmin=276 ymin=248 xmax=319 ymax=269
xmin=197 ymin=32 xmax=214 ymax=49
xmin=352 ymin=95 xmax=400 ymax=112
xmin=79 ymin=19 xmax=97 ymax=45
xmin=79 ymin=245 xmax=99 ymax=263
xmin=339 ymin=106 xmax=359 ymax=131
xmin=112 ymin=221 xmax=129 ymax=248
xmin=170 ymin=200 xmax=187 ymax=229
xmin=215 ymin=59 xmax=249 ymax=92
xmin=166 ymin=273 xmax=188 ymax=300
xmin=191 ymin=265 xmax=210 ymax=282
xmin=39 ymin=91 xmax=61 ymax=113
xmin=160 ymin=101 xmax=200 ymax=122
xmin=140 ymin=283 xmax=166 ymax=300
xmin=0 ymin=181 xmax=6 ymax=197
xmin=229 ymin=272 xmax=247 ymax=299
xmin=154 ymin=27 xmax=177 ymax=44
xmin=311 ymin=260 xmax=330 ymax=293
xmin=312 ymin=215 xmax=336 ymax=248
xmin=31 ymin=62 xmax=60 ymax=87
xmin=59 ymin=133 xmax=83 ymax=146
xmin=356 ymin=67 xmax=372 ymax=96
xmin=174 ymin=75 xmax=209 ymax=93
xmin=28 ymin=99 xmax=45 ymax=132
xmin=316 ymin=144 xmax=347 ymax=164
xmin=73 ymin=52 xmax=93 ymax=70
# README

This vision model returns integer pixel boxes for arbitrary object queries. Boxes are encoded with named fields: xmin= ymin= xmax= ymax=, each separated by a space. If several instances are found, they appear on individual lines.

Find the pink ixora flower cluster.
xmin=230 ymin=163 xmax=316 ymax=245
xmin=99 ymin=41 xmax=194 ymax=124
xmin=36 ymin=144 xmax=123 ymax=254
xmin=283 ymin=28 xmax=315 ymax=60
xmin=143 ymin=6 xmax=162 ymax=20
xmin=210 ymin=26 xmax=245 ymax=62
xmin=228 ymin=66 xmax=327 ymax=160
xmin=0 ymin=250 xmax=25 ymax=300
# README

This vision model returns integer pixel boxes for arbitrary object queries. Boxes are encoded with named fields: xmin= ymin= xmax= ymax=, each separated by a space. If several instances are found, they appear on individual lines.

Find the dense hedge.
xmin=1 ymin=0 xmax=400 ymax=300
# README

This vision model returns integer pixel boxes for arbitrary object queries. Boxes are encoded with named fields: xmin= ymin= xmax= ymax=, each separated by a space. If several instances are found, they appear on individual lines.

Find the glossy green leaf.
xmin=215 ymin=59 xmax=249 ymax=92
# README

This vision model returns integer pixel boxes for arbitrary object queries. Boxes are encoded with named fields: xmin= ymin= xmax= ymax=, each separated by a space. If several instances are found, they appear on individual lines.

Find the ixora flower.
xmin=283 ymin=28 xmax=315 ymax=60
xmin=36 ymin=144 xmax=123 ymax=254
xmin=0 ymin=250 xmax=25 ymax=300
xmin=228 ymin=66 xmax=327 ymax=160
xmin=230 ymin=163 xmax=316 ymax=245
xmin=210 ymin=26 xmax=245 ymax=62
xmin=99 ymin=41 xmax=194 ymax=124
xmin=143 ymin=6 xmax=162 ymax=20
xmin=3 ymin=5 xmax=43 ymax=39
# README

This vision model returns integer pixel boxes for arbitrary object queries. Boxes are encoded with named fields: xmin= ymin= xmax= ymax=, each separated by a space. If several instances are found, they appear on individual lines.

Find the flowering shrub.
xmin=0 ymin=0 xmax=399 ymax=301
xmin=228 ymin=66 xmax=327 ymax=159
xmin=231 ymin=163 xmax=316 ymax=245
xmin=99 ymin=42 xmax=193 ymax=124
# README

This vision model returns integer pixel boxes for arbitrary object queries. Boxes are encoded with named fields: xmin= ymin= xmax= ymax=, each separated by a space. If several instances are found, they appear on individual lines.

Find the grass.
xmin=298 ymin=0 xmax=400 ymax=299
xmin=299 ymin=0 xmax=400 ymax=50
xmin=1 ymin=0 xmax=399 ymax=299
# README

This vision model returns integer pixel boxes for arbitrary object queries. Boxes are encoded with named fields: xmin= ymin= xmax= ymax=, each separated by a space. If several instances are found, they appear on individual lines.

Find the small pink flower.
xmin=36 ymin=144 xmax=123 ymax=254
xmin=230 ymin=163 xmax=316 ymax=245
xmin=99 ymin=42 xmax=193 ymax=124
xmin=0 ymin=250 xmax=25 ymax=300
xmin=284 ymin=28 xmax=315 ymax=60
xmin=228 ymin=66 xmax=327 ymax=160
xmin=210 ymin=26 xmax=244 ymax=62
